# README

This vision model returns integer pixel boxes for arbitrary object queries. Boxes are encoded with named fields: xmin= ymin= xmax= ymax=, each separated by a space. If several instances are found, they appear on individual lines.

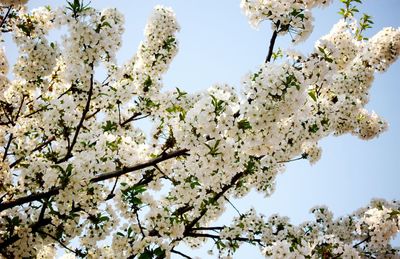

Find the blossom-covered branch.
xmin=0 ymin=0 xmax=399 ymax=258
xmin=0 ymin=148 xmax=188 ymax=212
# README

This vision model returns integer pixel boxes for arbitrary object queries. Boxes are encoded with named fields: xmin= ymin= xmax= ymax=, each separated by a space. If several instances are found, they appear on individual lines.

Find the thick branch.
xmin=0 ymin=187 xmax=61 ymax=212
xmin=0 ymin=149 xmax=189 ymax=212
xmin=90 ymin=148 xmax=189 ymax=183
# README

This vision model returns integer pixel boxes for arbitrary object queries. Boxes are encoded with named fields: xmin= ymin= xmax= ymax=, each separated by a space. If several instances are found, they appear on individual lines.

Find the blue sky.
xmin=10 ymin=0 xmax=400 ymax=257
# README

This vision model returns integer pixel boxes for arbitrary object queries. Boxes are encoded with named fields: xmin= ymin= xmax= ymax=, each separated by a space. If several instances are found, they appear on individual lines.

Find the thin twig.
xmin=106 ymin=177 xmax=119 ymax=200
xmin=37 ymin=230 xmax=78 ymax=255
xmin=185 ymin=232 xmax=263 ymax=245
xmin=0 ymin=104 xmax=13 ymax=125
xmin=9 ymin=136 xmax=55 ymax=168
xmin=171 ymin=249 xmax=193 ymax=259
xmin=13 ymin=95 xmax=25 ymax=122
xmin=135 ymin=210 xmax=146 ymax=239
xmin=183 ymin=170 xmax=246 ymax=233
xmin=191 ymin=226 xmax=225 ymax=231
xmin=117 ymin=101 xmax=122 ymax=125
xmin=23 ymin=106 xmax=47 ymax=118
xmin=353 ymin=235 xmax=371 ymax=248
xmin=278 ymin=155 xmax=305 ymax=164
xmin=154 ymin=164 xmax=178 ymax=185
xmin=85 ymin=108 xmax=100 ymax=120
xmin=120 ymin=112 xmax=146 ymax=127
xmin=58 ymin=65 xmax=94 ymax=163
xmin=2 ymin=133 xmax=12 ymax=162
xmin=224 ymin=195 xmax=242 ymax=216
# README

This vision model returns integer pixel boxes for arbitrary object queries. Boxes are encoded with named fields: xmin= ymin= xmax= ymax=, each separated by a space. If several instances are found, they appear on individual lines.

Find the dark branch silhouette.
xmin=0 ymin=148 xmax=189 ymax=212
xmin=265 ymin=21 xmax=281 ymax=63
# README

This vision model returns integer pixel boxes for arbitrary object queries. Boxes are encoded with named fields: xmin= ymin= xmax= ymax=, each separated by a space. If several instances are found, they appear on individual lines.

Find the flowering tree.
xmin=0 ymin=0 xmax=399 ymax=258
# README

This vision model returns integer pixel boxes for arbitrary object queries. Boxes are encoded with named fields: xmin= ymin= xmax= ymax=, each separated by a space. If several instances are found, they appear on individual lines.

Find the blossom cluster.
xmin=207 ymin=200 xmax=399 ymax=258
xmin=240 ymin=0 xmax=332 ymax=43
xmin=0 ymin=1 xmax=399 ymax=258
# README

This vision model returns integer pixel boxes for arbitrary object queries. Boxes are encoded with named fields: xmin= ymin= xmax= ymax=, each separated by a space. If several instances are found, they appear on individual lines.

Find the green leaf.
xmin=106 ymin=136 xmax=122 ymax=151
xmin=204 ymin=139 xmax=221 ymax=157
xmin=139 ymin=97 xmax=160 ymax=109
xmin=210 ymin=95 xmax=226 ymax=117
xmin=153 ymin=247 xmax=165 ymax=257
xmin=308 ymin=89 xmax=317 ymax=102
xmin=175 ymin=87 xmax=187 ymax=100
xmin=102 ymin=120 xmax=118 ymax=132
xmin=162 ymin=36 xmax=176 ymax=51
xmin=143 ymin=75 xmax=152 ymax=92
xmin=121 ymin=184 xmax=147 ymax=209
xmin=127 ymin=226 xmax=133 ymax=238
xmin=245 ymin=157 xmax=257 ymax=174
xmin=99 ymin=215 xmax=110 ymax=222
xmin=309 ymin=123 xmax=319 ymax=134
xmin=166 ymin=104 xmax=183 ymax=114
xmin=138 ymin=250 xmax=152 ymax=259
xmin=318 ymin=46 xmax=334 ymax=63
xmin=271 ymin=48 xmax=283 ymax=61
xmin=66 ymin=0 xmax=91 ymax=19
xmin=238 ymin=119 xmax=252 ymax=131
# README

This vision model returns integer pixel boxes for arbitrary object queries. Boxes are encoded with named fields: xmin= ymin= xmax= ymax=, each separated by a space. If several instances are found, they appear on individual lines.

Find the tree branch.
xmin=2 ymin=133 xmax=12 ymax=162
xmin=0 ymin=186 xmax=61 ymax=212
xmin=171 ymin=249 xmax=193 ymax=259
xmin=120 ymin=112 xmax=145 ymax=127
xmin=183 ymin=170 xmax=246 ymax=233
xmin=58 ymin=66 xmax=94 ymax=163
xmin=135 ymin=210 xmax=146 ymax=239
xmin=185 ymin=232 xmax=263 ymax=245
xmin=0 ymin=149 xmax=189 ymax=212
xmin=0 ymin=217 xmax=51 ymax=251
xmin=0 ymin=5 xmax=12 ymax=30
xmin=37 ymin=230 xmax=79 ymax=256
xmin=265 ymin=21 xmax=281 ymax=63
xmin=277 ymin=155 xmax=306 ymax=164
xmin=90 ymin=148 xmax=189 ymax=183
xmin=105 ymin=177 xmax=119 ymax=200
xmin=353 ymin=235 xmax=371 ymax=248
xmin=224 ymin=195 xmax=242 ymax=217
xmin=191 ymin=226 xmax=225 ymax=231
xmin=9 ymin=136 xmax=55 ymax=169
xmin=13 ymin=95 xmax=25 ymax=122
